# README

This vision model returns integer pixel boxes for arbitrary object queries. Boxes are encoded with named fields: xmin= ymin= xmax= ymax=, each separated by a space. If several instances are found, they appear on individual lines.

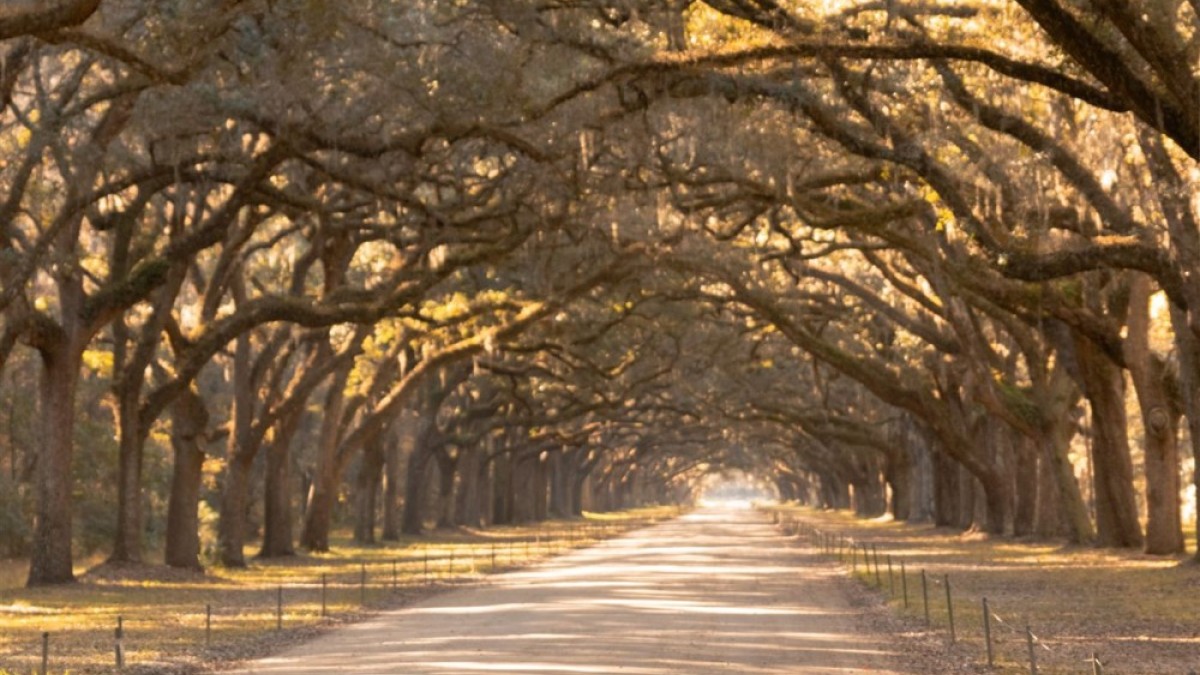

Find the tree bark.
xmin=932 ymin=449 xmax=961 ymax=528
xmin=217 ymin=334 xmax=258 ymax=567
xmin=454 ymin=446 xmax=483 ymax=528
xmin=1074 ymin=335 xmax=1143 ymax=548
xmin=110 ymin=376 xmax=146 ymax=563
xmin=164 ymin=388 xmax=210 ymax=569
xmin=259 ymin=410 xmax=302 ymax=558
xmin=491 ymin=449 xmax=513 ymax=524
xmin=884 ymin=447 xmax=912 ymax=521
xmin=433 ymin=448 xmax=457 ymax=530
xmin=532 ymin=454 xmax=549 ymax=522
xmin=1012 ymin=435 xmax=1038 ymax=537
xmin=1125 ymin=275 xmax=1183 ymax=554
xmin=299 ymin=363 xmax=349 ymax=552
xmin=1169 ymin=308 xmax=1200 ymax=562
xmin=27 ymin=337 xmax=83 ymax=585
xmin=401 ymin=442 xmax=434 ymax=535
xmin=353 ymin=437 xmax=385 ymax=544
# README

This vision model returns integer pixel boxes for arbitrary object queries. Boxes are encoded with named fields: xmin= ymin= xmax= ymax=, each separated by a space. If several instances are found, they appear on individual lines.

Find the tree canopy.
xmin=1 ymin=0 xmax=1198 ymax=586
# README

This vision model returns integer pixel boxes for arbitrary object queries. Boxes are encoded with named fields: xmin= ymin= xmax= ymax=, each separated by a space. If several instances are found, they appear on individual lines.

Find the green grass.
xmin=766 ymin=505 xmax=1200 ymax=674
xmin=0 ymin=506 xmax=680 ymax=674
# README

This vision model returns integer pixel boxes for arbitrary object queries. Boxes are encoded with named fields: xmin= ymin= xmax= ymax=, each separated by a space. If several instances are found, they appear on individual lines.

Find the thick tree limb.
xmin=0 ymin=0 xmax=101 ymax=40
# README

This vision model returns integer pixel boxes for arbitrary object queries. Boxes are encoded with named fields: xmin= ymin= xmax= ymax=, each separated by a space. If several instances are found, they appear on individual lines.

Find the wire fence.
xmin=768 ymin=511 xmax=1112 ymax=675
xmin=13 ymin=518 xmax=660 ymax=674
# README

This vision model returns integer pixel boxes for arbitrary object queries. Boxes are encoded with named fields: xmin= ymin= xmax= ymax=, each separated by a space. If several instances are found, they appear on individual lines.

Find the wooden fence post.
xmin=115 ymin=615 xmax=125 ymax=668
xmin=982 ymin=597 xmax=994 ymax=667
xmin=944 ymin=575 xmax=955 ymax=643
xmin=920 ymin=569 xmax=930 ymax=626
xmin=1026 ymin=625 xmax=1038 ymax=675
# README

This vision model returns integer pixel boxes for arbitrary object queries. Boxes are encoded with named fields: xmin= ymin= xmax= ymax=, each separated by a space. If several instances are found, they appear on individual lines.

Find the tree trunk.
xmin=455 ymin=447 xmax=482 ymax=527
xmin=932 ymin=449 xmax=960 ymax=528
xmin=533 ymin=454 xmax=549 ymax=521
xmin=510 ymin=454 xmax=533 ymax=522
xmin=299 ymin=369 xmax=349 ymax=552
xmin=1033 ymin=443 xmax=1061 ymax=538
xmin=433 ymin=449 xmax=456 ymax=530
xmin=401 ymin=442 xmax=433 ymax=535
xmin=548 ymin=450 xmax=572 ymax=518
xmin=1039 ymin=427 xmax=1091 ymax=542
xmin=571 ymin=466 xmax=589 ymax=517
xmin=491 ymin=450 xmax=513 ymax=525
xmin=259 ymin=411 xmax=302 ymax=558
xmin=110 ymin=379 xmax=146 ymax=563
xmin=1169 ymin=307 xmax=1200 ymax=562
xmin=217 ymin=450 xmax=256 ymax=567
xmin=885 ymin=448 xmax=912 ymax=521
xmin=27 ymin=340 xmax=83 ymax=585
xmin=1125 ymin=275 xmax=1184 ymax=554
xmin=1012 ymin=436 xmax=1038 ymax=537
xmin=381 ymin=435 xmax=403 ymax=540
xmin=381 ymin=411 xmax=418 ymax=540
xmin=217 ymin=335 xmax=258 ymax=568
xmin=1075 ymin=335 xmax=1144 ymax=548
xmin=164 ymin=388 xmax=209 ymax=569
xmin=353 ymin=437 xmax=385 ymax=544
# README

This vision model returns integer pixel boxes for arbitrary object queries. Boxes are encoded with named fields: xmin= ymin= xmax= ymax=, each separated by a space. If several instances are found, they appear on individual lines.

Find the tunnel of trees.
xmin=0 ymin=0 xmax=1198 ymax=586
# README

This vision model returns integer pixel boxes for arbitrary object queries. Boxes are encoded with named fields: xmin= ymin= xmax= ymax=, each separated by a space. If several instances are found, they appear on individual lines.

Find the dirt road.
xmin=228 ymin=505 xmax=914 ymax=674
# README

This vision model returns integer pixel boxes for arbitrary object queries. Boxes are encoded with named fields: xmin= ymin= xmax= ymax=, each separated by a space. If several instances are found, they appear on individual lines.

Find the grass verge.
xmin=0 ymin=506 xmax=680 ymax=674
xmin=764 ymin=505 xmax=1200 ymax=675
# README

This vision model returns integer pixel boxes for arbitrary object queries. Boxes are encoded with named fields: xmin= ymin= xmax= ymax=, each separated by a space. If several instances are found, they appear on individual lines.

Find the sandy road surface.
xmin=227 ymin=505 xmax=910 ymax=674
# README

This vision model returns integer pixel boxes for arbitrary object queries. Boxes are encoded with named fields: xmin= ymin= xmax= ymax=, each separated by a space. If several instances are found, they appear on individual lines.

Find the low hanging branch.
xmin=0 ymin=0 xmax=101 ymax=40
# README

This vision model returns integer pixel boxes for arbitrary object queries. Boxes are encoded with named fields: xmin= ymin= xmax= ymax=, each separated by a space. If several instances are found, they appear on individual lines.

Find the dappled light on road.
xmin=232 ymin=505 xmax=910 ymax=674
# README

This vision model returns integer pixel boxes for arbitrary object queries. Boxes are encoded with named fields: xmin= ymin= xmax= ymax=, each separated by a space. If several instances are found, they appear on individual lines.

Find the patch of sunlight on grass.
xmin=0 ymin=508 xmax=668 ymax=674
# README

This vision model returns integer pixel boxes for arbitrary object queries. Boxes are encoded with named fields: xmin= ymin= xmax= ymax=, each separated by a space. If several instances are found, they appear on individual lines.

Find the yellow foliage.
xmin=81 ymin=349 xmax=114 ymax=377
